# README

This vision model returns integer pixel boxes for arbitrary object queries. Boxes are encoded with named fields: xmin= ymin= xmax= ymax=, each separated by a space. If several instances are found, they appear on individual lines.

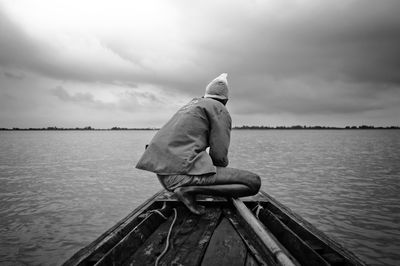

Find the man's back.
xmin=136 ymin=97 xmax=231 ymax=176
xmin=135 ymin=73 xmax=261 ymax=215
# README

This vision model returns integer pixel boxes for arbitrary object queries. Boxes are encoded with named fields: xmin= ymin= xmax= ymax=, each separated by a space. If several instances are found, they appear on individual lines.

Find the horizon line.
xmin=1 ymin=125 xmax=399 ymax=131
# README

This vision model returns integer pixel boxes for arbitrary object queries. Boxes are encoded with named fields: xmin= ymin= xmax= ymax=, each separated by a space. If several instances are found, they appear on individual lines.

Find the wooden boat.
xmin=63 ymin=190 xmax=366 ymax=266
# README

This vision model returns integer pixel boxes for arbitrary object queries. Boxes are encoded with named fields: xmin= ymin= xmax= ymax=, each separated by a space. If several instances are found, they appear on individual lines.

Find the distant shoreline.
xmin=1 ymin=125 xmax=399 ymax=131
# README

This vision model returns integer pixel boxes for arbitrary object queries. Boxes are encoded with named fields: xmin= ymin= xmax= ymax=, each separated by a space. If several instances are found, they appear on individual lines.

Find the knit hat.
xmin=204 ymin=73 xmax=229 ymax=100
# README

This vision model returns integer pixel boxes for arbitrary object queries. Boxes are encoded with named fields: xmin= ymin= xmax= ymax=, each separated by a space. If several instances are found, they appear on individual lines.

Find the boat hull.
xmin=63 ymin=190 xmax=366 ymax=266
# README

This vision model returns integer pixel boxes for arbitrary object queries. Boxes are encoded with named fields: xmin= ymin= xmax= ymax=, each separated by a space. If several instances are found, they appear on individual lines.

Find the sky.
xmin=0 ymin=0 xmax=399 ymax=128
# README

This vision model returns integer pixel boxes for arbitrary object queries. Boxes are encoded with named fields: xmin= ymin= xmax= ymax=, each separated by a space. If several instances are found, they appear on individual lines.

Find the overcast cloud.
xmin=0 ymin=0 xmax=399 ymax=128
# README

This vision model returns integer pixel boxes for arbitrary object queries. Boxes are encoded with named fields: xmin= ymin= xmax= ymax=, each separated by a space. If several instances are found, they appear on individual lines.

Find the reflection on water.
xmin=0 ymin=130 xmax=399 ymax=266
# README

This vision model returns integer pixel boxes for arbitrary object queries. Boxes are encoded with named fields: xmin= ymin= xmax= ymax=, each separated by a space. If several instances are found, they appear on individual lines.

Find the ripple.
xmin=1 ymin=130 xmax=399 ymax=266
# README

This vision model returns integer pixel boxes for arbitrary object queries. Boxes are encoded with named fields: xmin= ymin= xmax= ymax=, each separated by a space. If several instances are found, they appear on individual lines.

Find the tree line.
xmin=1 ymin=125 xmax=399 ymax=130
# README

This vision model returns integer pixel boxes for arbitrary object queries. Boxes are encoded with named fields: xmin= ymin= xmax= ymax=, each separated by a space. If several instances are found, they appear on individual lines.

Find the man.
xmin=136 ymin=73 xmax=261 ymax=214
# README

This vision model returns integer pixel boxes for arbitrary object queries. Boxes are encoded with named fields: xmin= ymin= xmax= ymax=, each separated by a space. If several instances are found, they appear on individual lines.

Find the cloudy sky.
xmin=1 ymin=0 xmax=399 ymax=128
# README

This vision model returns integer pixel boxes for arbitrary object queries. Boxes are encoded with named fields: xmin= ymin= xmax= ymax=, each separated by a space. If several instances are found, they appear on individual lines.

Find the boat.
xmin=63 ymin=190 xmax=366 ymax=266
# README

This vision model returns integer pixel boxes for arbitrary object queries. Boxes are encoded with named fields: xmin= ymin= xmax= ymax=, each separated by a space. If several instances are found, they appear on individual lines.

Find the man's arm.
xmin=208 ymin=108 xmax=231 ymax=167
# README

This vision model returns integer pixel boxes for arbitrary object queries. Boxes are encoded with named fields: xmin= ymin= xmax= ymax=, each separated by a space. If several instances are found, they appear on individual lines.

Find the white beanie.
xmin=204 ymin=73 xmax=229 ymax=100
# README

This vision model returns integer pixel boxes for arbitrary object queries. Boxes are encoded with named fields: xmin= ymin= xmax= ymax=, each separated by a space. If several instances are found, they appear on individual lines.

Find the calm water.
xmin=0 ymin=130 xmax=399 ymax=266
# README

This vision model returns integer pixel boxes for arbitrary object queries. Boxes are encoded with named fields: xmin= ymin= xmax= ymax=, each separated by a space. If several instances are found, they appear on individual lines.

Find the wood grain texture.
xmin=95 ymin=209 xmax=170 ymax=266
xmin=257 ymin=208 xmax=330 ymax=266
xmin=223 ymin=208 xmax=276 ymax=266
xmin=160 ymin=207 xmax=221 ymax=265
xmin=201 ymin=217 xmax=247 ymax=266
xmin=63 ymin=190 xmax=165 ymax=266
xmin=259 ymin=191 xmax=366 ymax=266
xmin=126 ymin=207 xmax=184 ymax=265
xmin=245 ymin=252 xmax=260 ymax=266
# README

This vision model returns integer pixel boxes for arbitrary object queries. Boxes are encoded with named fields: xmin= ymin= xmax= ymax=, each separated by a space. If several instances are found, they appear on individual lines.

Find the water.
xmin=0 ymin=130 xmax=399 ymax=266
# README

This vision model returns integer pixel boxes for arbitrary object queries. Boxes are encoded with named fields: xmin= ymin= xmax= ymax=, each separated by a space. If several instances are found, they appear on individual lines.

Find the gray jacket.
xmin=136 ymin=97 xmax=231 ymax=175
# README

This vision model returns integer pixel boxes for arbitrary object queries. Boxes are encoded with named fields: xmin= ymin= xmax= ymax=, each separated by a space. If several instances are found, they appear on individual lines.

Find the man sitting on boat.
xmin=136 ymin=73 xmax=261 ymax=215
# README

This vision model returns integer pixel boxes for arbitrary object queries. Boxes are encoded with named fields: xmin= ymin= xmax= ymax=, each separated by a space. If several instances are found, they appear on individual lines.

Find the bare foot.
xmin=174 ymin=187 xmax=205 ymax=215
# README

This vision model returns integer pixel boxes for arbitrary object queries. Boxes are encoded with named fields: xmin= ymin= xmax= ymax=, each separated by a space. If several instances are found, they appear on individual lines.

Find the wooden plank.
xmin=201 ymin=217 xmax=247 ymax=266
xmin=232 ymin=199 xmax=297 ymax=266
xmin=63 ymin=190 xmax=165 ymax=266
xmin=158 ymin=192 xmax=229 ymax=202
xmin=305 ymin=240 xmax=324 ymax=253
xmin=157 ymin=207 xmax=222 ymax=266
xmin=258 ymin=191 xmax=366 ymax=266
xmin=94 ymin=208 xmax=171 ymax=266
xmin=156 ymin=190 xmax=267 ymax=203
xmin=125 ymin=206 xmax=185 ymax=265
xmin=241 ymin=192 xmax=271 ymax=203
xmin=322 ymin=253 xmax=346 ymax=265
xmin=257 ymin=208 xmax=330 ymax=266
xmin=245 ymin=252 xmax=259 ymax=266
xmin=223 ymin=208 xmax=276 ymax=266
xmin=263 ymin=202 xmax=358 ymax=266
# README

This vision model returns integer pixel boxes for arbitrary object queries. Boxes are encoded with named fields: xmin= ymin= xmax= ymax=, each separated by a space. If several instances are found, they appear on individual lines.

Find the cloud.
xmin=49 ymin=83 xmax=188 ymax=114
xmin=52 ymin=86 xmax=96 ymax=103
xmin=0 ymin=6 xmax=44 ymax=70
xmin=1 ymin=0 xmax=400 ymax=127
xmin=3 ymin=1 xmax=400 ymax=86
xmin=3 ymin=70 xmax=25 ymax=80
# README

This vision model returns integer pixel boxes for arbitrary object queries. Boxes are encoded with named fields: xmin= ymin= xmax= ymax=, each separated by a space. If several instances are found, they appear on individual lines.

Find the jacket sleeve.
xmin=208 ymin=106 xmax=231 ymax=167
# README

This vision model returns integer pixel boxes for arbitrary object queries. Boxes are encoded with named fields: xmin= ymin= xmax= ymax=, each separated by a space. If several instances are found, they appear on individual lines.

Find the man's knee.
xmin=252 ymin=173 xmax=262 ymax=193
xmin=246 ymin=172 xmax=261 ymax=194
xmin=216 ymin=167 xmax=261 ymax=193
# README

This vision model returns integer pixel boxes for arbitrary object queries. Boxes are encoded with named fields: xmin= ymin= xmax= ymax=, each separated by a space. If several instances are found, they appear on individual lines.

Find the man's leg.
xmin=174 ymin=167 xmax=261 ymax=214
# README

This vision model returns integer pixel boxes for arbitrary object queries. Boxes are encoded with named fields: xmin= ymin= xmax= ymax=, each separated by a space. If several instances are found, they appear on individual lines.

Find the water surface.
xmin=0 ymin=130 xmax=399 ymax=266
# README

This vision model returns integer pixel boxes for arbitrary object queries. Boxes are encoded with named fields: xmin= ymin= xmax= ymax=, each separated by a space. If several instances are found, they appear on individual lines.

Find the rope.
xmin=150 ymin=209 xmax=168 ymax=220
xmin=252 ymin=203 xmax=263 ymax=219
xmin=147 ymin=202 xmax=168 ymax=220
xmin=155 ymin=208 xmax=177 ymax=266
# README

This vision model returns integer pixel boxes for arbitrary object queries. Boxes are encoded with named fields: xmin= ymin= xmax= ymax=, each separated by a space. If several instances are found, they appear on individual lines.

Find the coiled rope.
xmin=155 ymin=208 xmax=177 ymax=266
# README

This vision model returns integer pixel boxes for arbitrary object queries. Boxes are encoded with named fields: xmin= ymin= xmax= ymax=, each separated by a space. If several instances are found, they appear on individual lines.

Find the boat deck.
xmin=64 ymin=190 xmax=366 ymax=266
xmin=96 ymin=191 xmax=276 ymax=266
xmin=125 ymin=206 xmax=261 ymax=266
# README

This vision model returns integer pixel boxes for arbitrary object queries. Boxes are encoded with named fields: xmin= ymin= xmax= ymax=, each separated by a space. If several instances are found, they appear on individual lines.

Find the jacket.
xmin=136 ymin=97 xmax=231 ymax=175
